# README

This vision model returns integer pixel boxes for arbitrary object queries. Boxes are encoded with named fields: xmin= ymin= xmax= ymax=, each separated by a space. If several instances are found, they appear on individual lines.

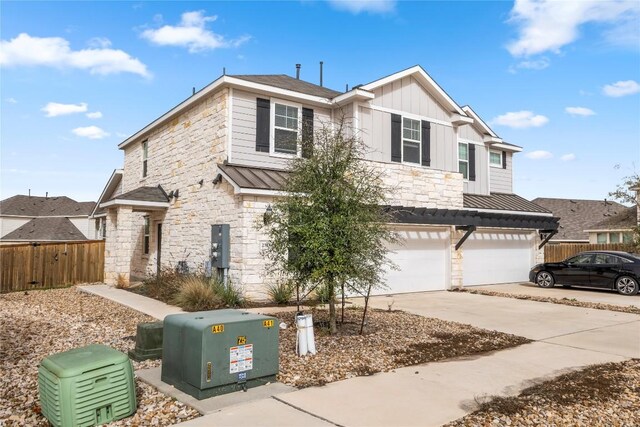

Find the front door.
xmin=156 ymin=223 xmax=162 ymax=275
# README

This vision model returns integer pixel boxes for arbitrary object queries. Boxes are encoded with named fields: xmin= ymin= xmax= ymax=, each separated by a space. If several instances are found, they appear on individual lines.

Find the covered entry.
xmin=462 ymin=231 xmax=535 ymax=286
xmin=379 ymin=227 xmax=450 ymax=295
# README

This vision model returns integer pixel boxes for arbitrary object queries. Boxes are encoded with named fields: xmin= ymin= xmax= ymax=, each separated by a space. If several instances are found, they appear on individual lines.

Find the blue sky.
xmin=2 ymin=0 xmax=639 ymax=203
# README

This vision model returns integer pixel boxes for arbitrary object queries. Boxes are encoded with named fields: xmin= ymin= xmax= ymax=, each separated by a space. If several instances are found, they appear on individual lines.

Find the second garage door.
xmin=378 ymin=227 xmax=449 ymax=295
xmin=463 ymin=231 xmax=535 ymax=286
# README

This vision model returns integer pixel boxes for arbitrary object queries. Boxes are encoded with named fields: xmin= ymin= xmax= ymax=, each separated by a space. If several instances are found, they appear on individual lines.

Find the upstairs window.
xmin=273 ymin=103 xmax=299 ymax=155
xmin=458 ymin=143 xmax=469 ymax=179
xmin=402 ymin=118 xmax=421 ymax=164
xmin=143 ymin=216 xmax=150 ymax=255
xmin=142 ymin=140 xmax=148 ymax=178
xmin=489 ymin=150 xmax=502 ymax=167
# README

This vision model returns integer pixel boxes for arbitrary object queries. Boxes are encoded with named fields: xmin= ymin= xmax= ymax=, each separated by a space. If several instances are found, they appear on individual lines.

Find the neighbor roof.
xmin=587 ymin=206 xmax=638 ymax=231
xmin=463 ymin=193 xmax=551 ymax=214
xmin=1 ymin=217 xmax=87 ymax=241
xmin=0 ymin=195 xmax=95 ymax=217
xmin=532 ymin=198 xmax=627 ymax=241
xmin=229 ymin=75 xmax=342 ymax=99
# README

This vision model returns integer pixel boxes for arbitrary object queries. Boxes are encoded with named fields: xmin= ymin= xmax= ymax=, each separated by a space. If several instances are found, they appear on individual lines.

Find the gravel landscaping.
xmin=446 ymin=359 xmax=640 ymax=427
xmin=0 ymin=287 xmax=200 ymax=426
xmin=270 ymin=307 xmax=531 ymax=388
xmin=452 ymin=288 xmax=640 ymax=315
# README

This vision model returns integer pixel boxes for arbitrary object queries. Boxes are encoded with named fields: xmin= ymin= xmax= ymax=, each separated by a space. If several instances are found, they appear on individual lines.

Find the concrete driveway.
xmin=475 ymin=282 xmax=640 ymax=308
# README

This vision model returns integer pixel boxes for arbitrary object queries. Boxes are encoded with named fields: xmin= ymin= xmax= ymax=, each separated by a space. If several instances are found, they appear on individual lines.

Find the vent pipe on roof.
xmin=296 ymin=64 xmax=301 ymax=79
xmin=345 ymin=83 xmax=349 ymax=91
xmin=46 ymin=192 xmax=48 ymax=199
xmin=223 ymin=67 xmax=226 ymax=75
xmin=192 ymin=87 xmax=195 ymax=96
xmin=320 ymin=61 xmax=324 ymax=87
xmin=28 ymin=189 xmax=31 ymax=197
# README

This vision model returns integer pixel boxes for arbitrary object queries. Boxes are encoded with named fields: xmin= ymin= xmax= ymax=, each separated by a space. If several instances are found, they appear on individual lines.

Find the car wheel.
xmin=536 ymin=271 xmax=555 ymax=288
xmin=615 ymin=276 xmax=639 ymax=296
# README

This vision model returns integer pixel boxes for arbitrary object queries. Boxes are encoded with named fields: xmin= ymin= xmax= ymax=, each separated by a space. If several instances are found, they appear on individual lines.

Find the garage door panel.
xmin=463 ymin=231 xmax=534 ymax=286
xmin=378 ymin=228 xmax=449 ymax=295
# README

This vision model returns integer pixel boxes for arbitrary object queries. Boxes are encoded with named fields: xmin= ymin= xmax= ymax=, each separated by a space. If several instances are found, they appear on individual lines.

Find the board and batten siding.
xmin=462 ymin=142 xmax=489 ymax=195
xmin=371 ymin=76 xmax=452 ymax=122
xmin=231 ymin=89 xmax=332 ymax=170
xmin=458 ymin=123 xmax=484 ymax=142
xmin=490 ymin=152 xmax=513 ymax=193
xmin=358 ymin=105 xmax=457 ymax=171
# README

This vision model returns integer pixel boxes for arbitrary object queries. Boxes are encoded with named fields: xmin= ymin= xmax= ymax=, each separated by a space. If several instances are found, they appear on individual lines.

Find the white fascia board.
xmin=118 ymin=76 xmax=333 ymax=150
xmin=461 ymin=105 xmax=499 ymax=138
xmin=100 ymin=199 xmax=170 ymax=209
xmin=332 ymin=88 xmax=375 ymax=105
xmin=451 ymin=114 xmax=474 ymax=125
xmin=483 ymin=135 xmax=503 ymax=144
xmin=491 ymin=143 xmax=523 ymax=153
xmin=91 ymin=169 xmax=123 ymax=217
xmin=461 ymin=207 xmax=554 ymax=217
xmin=361 ymin=65 xmax=466 ymax=116
xmin=584 ymin=228 xmax=632 ymax=233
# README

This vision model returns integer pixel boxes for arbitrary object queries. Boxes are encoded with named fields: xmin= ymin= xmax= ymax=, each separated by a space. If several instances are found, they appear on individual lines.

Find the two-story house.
xmin=95 ymin=65 xmax=558 ymax=297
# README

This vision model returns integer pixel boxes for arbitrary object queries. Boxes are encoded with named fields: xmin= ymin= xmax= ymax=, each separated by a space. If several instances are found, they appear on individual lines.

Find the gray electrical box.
xmin=211 ymin=224 xmax=230 ymax=269
xmin=161 ymin=309 xmax=279 ymax=399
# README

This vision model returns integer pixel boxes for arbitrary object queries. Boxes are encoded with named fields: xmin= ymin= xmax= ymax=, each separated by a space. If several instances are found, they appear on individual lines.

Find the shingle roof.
xmin=218 ymin=164 xmax=288 ymax=191
xmin=0 ymin=195 xmax=96 ymax=217
xmin=532 ymin=198 xmax=627 ymax=241
xmin=1 ymin=217 xmax=87 ymax=241
xmin=463 ymin=193 xmax=550 ymax=214
xmin=229 ymin=74 xmax=342 ymax=98
xmin=108 ymin=186 xmax=169 ymax=203
xmin=588 ymin=206 xmax=638 ymax=230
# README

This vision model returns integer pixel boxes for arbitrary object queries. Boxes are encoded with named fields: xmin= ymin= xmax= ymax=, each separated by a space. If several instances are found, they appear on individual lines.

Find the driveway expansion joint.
xmin=271 ymin=396 xmax=343 ymax=427
xmin=538 ymin=318 xmax=640 ymax=342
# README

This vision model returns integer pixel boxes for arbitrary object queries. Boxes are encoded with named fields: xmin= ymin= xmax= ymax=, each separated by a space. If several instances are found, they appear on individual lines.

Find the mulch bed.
xmin=446 ymin=359 xmax=640 ymax=426
xmin=270 ymin=307 xmax=531 ymax=388
xmin=452 ymin=288 xmax=640 ymax=315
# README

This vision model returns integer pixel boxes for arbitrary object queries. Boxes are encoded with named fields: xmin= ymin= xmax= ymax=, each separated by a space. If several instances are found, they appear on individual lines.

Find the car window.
xmin=593 ymin=254 xmax=620 ymax=264
xmin=566 ymin=254 xmax=593 ymax=264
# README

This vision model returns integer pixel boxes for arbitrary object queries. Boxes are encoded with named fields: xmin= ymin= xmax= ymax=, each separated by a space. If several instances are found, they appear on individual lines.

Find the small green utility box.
xmin=38 ymin=344 xmax=137 ymax=427
xmin=128 ymin=321 xmax=163 ymax=361
xmin=161 ymin=309 xmax=279 ymax=399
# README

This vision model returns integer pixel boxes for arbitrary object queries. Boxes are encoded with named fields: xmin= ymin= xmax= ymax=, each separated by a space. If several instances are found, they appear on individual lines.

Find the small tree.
xmin=609 ymin=171 xmax=640 ymax=249
xmin=262 ymin=119 xmax=397 ymax=334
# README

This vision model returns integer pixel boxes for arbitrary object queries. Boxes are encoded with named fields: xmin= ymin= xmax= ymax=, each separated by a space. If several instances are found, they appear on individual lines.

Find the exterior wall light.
xmin=263 ymin=204 xmax=273 ymax=225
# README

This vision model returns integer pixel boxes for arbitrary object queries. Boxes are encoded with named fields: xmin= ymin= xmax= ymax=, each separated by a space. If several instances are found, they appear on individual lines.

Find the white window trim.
xmin=401 ymin=116 xmax=422 ymax=166
xmin=489 ymin=149 xmax=503 ymax=168
xmin=270 ymin=98 xmax=302 ymax=159
xmin=141 ymin=140 xmax=148 ymax=178
xmin=143 ymin=216 xmax=151 ymax=256
xmin=458 ymin=141 xmax=469 ymax=181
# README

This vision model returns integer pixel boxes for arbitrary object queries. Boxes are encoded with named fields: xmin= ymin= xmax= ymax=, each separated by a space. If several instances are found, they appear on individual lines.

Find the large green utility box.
xmin=162 ymin=309 xmax=279 ymax=399
xmin=38 ymin=344 xmax=137 ymax=427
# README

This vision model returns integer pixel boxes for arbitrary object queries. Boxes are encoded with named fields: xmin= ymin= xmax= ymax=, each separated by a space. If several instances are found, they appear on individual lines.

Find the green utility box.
xmin=38 ymin=344 xmax=137 ymax=427
xmin=128 ymin=321 xmax=163 ymax=361
xmin=161 ymin=309 xmax=279 ymax=399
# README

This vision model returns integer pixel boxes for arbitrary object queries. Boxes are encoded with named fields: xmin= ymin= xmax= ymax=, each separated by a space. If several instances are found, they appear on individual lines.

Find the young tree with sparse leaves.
xmin=261 ymin=119 xmax=397 ymax=334
xmin=609 ymin=171 xmax=640 ymax=249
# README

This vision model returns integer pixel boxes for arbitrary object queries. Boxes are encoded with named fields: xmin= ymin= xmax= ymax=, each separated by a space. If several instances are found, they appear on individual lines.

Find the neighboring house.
xmin=0 ymin=195 xmax=96 ymax=243
xmin=532 ymin=198 xmax=627 ymax=243
xmin=585 ymin=204 xmax=638 ymax=244
xmin=95 ymin=65 xmax=558 ymax=296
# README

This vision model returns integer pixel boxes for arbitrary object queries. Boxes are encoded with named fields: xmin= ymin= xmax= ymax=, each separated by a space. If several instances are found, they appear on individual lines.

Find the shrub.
xmin=143 ymin=268 xmax=182 ymax=304
xmin=116 ymin=274 xmax=128 ymax=289
xmin=267 ymin=282 xmax=294 ymax=305
xmin=211 ymin=278 xmax=244 ymax=308
xmin=173 ymin=276 xmax=223 ymax=312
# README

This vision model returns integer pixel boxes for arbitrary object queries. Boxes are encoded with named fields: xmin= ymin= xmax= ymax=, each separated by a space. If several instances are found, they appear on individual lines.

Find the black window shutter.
xmin=421 ymin=120 xmax=431 ymax=166
xmin=469 ymin=144 xmax=476 ymax=181
xmin=391 ymin=114 xmax=402 ymax=163
xmin=502 ymin=151 xmax=507 ymax=169
xmin=301 ymin=108 xmax=314 ymax=158
xmin=255 ymin=98 xmax=270 ymax=152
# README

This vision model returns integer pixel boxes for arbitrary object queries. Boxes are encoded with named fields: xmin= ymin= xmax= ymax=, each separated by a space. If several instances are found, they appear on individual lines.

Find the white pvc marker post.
xmin=305 ymin=314 xmax=316 ymax=355
xmin=296 ymin=314 xmax=308 ymax=356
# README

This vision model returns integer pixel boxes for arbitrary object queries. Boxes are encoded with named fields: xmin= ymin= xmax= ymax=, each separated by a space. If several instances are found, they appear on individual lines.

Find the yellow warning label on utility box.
xmin=237 ymin=336 xmax=246 ymax=345
xmin=262 ymin=319 xmax=274 ymax=328
xmin=211 ymin=324 xmax=224 ymax=334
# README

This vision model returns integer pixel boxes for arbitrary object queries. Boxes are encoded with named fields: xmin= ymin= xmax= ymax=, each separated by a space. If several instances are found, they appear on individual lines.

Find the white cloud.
xmin=86 ymin=111 xmax=103 ymax=119
xmin=87 ymin=37 xmax=112 ymax=49
xmin=506 ymin=0 xmax=640 ymax=57
xmin=72 ymin=126 xmax=110 ymax=139
xmin=6 ymin=97 xmax=17 ymax=104
xmin=508 ymin=57 xmax=550 ymax=73
xmin=602 ymin=80 xmax=640 ymax=97
xmin=525 ymin=150 xmax=553 ymax=160
xmin=491 ymin=111 xmax=549 ymax=129
xmin=327 ymin=0 xmax=396 ymax=14
xmin=141 ymin=10 xmax=250 ymax=53
xmin=115 ymin=132 xmax=130 ymax=138
xmin=0 ymin=33 xmax=150 ymax=77
xmin=565 ymin=106 xmax=596 ymax=116
xmin=561 ymin=153 xmax=576 ymax=161
xmin=42 ymin=102 xmax=87 ymax=117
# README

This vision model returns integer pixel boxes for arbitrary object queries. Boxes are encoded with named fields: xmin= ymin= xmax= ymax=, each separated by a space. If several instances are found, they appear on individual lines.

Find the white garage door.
xmin=378 ymin=227 xmax=449 ymax=295
xmin=463 ymin=231 xmax=535 ymax=286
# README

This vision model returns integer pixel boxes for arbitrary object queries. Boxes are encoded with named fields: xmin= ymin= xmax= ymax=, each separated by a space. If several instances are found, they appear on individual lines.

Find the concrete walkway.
xmin=77 ymin=284 xmax=184 ymax=320
xmin=176 ymin=291 xmax=639 ymax=426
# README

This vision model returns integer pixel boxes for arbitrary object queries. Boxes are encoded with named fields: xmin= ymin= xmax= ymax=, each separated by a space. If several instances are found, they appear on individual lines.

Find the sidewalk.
xmin=77 ymin=284 xmax=184 ymax=320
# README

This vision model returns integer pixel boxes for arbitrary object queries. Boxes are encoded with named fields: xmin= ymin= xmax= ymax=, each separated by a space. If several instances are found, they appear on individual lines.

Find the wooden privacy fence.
xmin=0 ymin=240 xmax=105 ymax=293
xmin=544 ymin=243 xmax=635 ymax=263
